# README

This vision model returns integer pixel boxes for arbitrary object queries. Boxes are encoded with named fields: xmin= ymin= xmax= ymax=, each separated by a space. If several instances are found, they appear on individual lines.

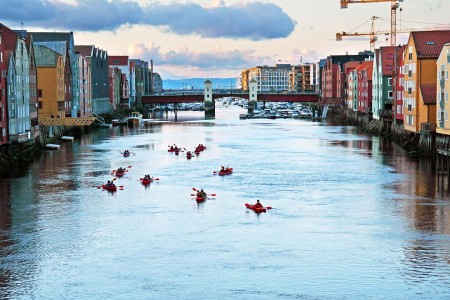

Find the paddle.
xmin=191 ymin=192 xmax=216 ymax=196
xmin=139 ymin=178 xmax=160 ymax=181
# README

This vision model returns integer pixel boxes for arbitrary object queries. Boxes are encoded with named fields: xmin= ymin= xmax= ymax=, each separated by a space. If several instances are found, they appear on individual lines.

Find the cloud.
xmin=0 ymin=0 xmax=296 ymax=40
xmin=127 ymin=43 xmax=272 ymax=71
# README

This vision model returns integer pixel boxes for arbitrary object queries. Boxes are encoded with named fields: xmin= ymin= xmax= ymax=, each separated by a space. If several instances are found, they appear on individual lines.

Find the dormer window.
xmin=426 ymin=41 xmax=435 ymax=45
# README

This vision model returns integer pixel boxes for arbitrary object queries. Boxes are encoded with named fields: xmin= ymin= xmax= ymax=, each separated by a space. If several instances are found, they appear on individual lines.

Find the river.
xmin=1 ymin=105 xmax=450 ymax=299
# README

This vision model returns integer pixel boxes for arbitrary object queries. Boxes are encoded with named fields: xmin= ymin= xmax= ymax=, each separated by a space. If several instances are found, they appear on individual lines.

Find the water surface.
xmin=1 ymin=106 xmax=450 ymax=299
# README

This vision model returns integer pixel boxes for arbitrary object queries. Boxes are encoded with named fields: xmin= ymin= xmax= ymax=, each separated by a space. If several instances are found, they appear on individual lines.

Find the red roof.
xmin=412 ymin=31 xmax=450 ymax=58
xmin=74 ymin=45 xmax=94 ymax=57
xmin=421 ymin=84 xmax=436 ymax=105
xmin=355 ymin=61 xmax=373 ymax=80
xmin=342 ymin=61 xmax=362 ymax=74
xmin=0 ymin=23 xmax=19 ymax=70
xmin=109 ymin=56 xmax=129 ymax=65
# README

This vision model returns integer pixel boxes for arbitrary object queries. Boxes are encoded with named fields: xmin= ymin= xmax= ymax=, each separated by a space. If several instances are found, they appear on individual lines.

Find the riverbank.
xmin=331 ymin=107 xmax=424 ymax=156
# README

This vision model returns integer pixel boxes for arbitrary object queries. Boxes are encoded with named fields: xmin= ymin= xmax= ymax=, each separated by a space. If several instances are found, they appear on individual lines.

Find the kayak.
xmin=219 ymin=168 xmax=233 ymax=176
xmin=102 ymin=185 xmax=117 ymax=192
xmin=168 ymin=148 xmax=180 ymax=152
xmin=115 ymin=171 xmax=125 ymax=177
xmin=196 ymin=194 xmax=207 ymax=202
xmin=187 ymin=154 xmax=192 ymax=159
xmin=123 ymin=152 xmax=130 ymax=157
xmin=141 ymin=178 xmax=153 ymax=185
xmin=245 ymin=203 xmax=266 ymax=213
xmin=175 ymin=150 xmax=180 ymax=155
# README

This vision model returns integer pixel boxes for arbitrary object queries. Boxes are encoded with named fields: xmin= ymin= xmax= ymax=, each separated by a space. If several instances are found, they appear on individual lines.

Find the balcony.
xmin=441 ymin=79 xmax=445 ymax=88
xmin=441 ymin=100 xmax=445 ymax=109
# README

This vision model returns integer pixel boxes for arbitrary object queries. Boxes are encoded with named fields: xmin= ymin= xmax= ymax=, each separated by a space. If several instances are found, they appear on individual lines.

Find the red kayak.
xmin=141 ymin=178 xmax=153 ymax=185
xmin=168 ymin=148 xmax=180 ymax=152
xmin=219 ymin=168 xmax=233 ymax=176
xmin=123 ymin=153 xmax=130 ymax=157
xmin=196 ymin=194 xmax=207 ymax=202
xmin=187 ymin=154 xmax=193 ymax=159
xmin=115 ymin=171 xmax=125 ymax=177
xmin=102 ymin=185 xmax=117 ymax=192
xmin=245 ymin=203 xmax=267 ymax=213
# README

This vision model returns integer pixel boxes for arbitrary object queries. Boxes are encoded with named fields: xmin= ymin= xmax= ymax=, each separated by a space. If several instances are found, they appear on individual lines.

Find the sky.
xmin=1 ymin=0 xmax=450 ymax=79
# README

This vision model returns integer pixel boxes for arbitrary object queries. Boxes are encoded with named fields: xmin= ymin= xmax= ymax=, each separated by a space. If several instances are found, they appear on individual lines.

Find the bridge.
xmin=142 ymin=92 xmax=319 ymax=105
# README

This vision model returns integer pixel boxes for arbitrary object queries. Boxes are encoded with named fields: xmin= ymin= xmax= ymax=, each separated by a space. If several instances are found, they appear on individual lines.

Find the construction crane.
xmin=340 ymin=0 xmax=403 ymax=46
xmin=336 ymin=17 xmax=450 ymax=51
xmin=336 ymin=16 xmax=382 ymax=51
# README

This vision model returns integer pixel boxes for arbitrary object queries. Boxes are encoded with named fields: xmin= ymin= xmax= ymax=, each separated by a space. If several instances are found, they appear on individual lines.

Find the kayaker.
xmin=254 ymin=200 xmax=263 ymax=208
xmin=221 ymin=166 xmax=225 ymax=171
xmin=106 ymin=180 xmax=111 ymax=187
xmin=200 ymin=189 xmax=206 ymax=197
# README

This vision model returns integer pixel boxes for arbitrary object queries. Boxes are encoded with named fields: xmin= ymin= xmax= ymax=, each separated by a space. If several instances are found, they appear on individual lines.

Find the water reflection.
xmin=1 ymin=107 xmax=450 ymax=297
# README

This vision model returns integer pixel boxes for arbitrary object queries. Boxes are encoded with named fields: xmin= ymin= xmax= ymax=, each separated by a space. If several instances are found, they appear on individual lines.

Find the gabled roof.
xmin=74 ymin=45 xmax=94 ymax=57
xmin=33 ymin=41 xmax=67 ymax=61
xmin=29 ymin=32 xmax=72 ymax=43
xmin=328 ymin=53 xmax=373 ymax=68
xmin=342 ymin=61 xmax=363 ymax=74
xmin=411 ymin=31 xmax=450 ymax=58
xmin=0 ymin=23 xmax=19 ymax=70
xmin=420 ymin=84 xmax=436 ymax=105
xmin=355 ymin=61 xmax=374 ymax=80
xmin=34 ymin=45 xmax=60 ymax=67
xmin=109 ymin=56 xmax=129 ymax=65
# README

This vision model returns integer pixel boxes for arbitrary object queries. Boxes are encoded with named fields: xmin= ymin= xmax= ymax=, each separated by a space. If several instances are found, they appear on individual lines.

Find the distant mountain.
xmin=163 ymin=78 xmax=238 ymax=90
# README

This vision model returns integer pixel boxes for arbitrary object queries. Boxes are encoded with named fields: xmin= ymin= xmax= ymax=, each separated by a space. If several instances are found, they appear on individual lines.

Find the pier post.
xmin=204 ymin=79 xmax=215 ymax=119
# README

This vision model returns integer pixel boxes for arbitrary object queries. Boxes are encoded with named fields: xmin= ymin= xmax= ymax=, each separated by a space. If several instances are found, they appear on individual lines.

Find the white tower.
xmin=204 ymin=79 xmax=213 ymax=103
xmin=249 ymin=78 xmax=258 ymax=102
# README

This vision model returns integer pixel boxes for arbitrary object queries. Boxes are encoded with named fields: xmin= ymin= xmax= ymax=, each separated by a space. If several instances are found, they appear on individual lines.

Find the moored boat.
xmin=127 ymin=112 xmax=143 ymax=126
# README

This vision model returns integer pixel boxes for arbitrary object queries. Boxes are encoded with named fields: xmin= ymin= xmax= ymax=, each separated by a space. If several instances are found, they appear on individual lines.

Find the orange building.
xmin=35 ymin=45 xmax=65 ymax=118
xmin=403 ymin=31 xmax=450 ymax=133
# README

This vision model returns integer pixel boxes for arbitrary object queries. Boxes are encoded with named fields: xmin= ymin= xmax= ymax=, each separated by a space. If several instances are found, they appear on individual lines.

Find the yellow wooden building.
xmin=35 ymin=45 xmax=65 ymax=119
xmin=403 ymin=31 xmax=450 ymax=133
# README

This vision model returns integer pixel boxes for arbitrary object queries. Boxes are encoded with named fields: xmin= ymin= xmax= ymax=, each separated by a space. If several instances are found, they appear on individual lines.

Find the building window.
xmin=38 ymin=101 xmax=43 ymax=109
xmin=38 ymin=89 xmax=42 ymax=98
xmin=388 ymin=91 xmax=393 ymax=98
xmin=388 ymin=78 xmax=393 ymax=86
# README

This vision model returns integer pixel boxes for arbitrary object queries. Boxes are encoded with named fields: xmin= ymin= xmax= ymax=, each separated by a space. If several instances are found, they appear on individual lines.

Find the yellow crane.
xmin=340 ymin=0 xmax=403 ymax=46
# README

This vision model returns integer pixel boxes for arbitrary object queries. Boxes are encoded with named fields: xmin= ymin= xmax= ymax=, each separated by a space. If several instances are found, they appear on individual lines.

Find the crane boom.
xmin=340 ymin=0 xmax=403 ymax=46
